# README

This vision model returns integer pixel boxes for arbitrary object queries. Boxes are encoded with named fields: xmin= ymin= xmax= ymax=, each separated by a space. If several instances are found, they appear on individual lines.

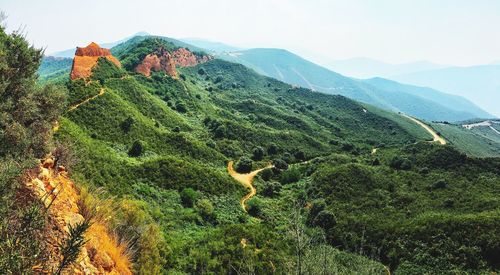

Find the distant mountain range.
xmin=48 ymin=34 xmax=494 ymax=122
xmin=389 ymin=65 xmax=500 ymax=117
xmin=217 ymin=48 xmax=491 ymax=121
xmin=321 ymin=57 xmax=446 ymax=79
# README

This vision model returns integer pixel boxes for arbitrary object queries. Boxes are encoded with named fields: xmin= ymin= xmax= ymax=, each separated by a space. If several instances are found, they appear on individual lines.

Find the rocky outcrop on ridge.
xmin=70 ymin=42 xmax=121 ymax=80
xmin=135 ymin=46 xmax=212 ymax=78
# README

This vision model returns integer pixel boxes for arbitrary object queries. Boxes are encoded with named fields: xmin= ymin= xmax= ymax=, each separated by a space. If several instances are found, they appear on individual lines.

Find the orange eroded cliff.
xmin=70 ymin=42 xmax=121 ymax=80
xmin=26 ymin=156 xmax=132 ymax=274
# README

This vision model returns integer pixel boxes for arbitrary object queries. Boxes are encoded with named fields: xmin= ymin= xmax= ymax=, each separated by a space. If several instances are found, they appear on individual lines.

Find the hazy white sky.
xmin=2 ymin=0 xmax=500 ymax=66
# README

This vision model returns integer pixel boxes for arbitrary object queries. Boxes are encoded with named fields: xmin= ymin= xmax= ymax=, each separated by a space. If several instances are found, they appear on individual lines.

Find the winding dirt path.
xmin=227 ymin=161 xmax=274 ymax=211
xmin=68 ymin=87 xmax=105 ymax=112
xmin=402 ymin=114 xmax=446 ymax=145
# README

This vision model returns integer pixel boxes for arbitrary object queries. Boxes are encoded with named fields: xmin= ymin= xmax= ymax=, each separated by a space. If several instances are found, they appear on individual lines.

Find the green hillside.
xmin=48 ymin=38 xmax=499 ymax=273
xmin=5 ymin=31 xmax=500 ymax=274
xmin=431 ymin=122 xmax=500 ymax=157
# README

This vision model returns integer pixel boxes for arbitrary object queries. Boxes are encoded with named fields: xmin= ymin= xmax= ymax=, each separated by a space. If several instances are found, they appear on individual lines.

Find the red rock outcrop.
xmin=70 ymin=42 xmax=121 ymax=80
xmin=135 ymin=47 xmax=177 ymax=78
xmin=172 ymin=48 xmax=212 ymax=67
xmin=135 ymin=47 xmax=212 ymax=78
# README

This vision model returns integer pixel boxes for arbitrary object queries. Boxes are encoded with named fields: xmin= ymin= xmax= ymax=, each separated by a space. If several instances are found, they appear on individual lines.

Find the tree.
xmin=294 ymin=150 xmax=306 ymax=161
xmin=180 ymin=188 xmax=198 ymax=208
xmin=196 ymin=199 xmax=215 ymax=221
xmin=313 ymin=210 xmax=336 ymax=229
xmin=236 ymin=157 xmax=253 ymax=173
xmin=0 ymin=26 xmax=67 ymax=158
xmin=128 ymin=140 xmax=145 ymax=157
xmin=260 ymin=168 xmax=273 ymax=181
xmin=247 ymin=198 xmax=263 ymax=217
xmin=267 ymin=143 xmax=279 ymax=155
xmin=252 ymin=146 xmax=264 ymax=161
xmin=262 ymin=181 xmax=282 ymax=197
xmin=273 ymin=158 xmax=288 ymax=170
xmin=120 ymin=116 xmax=134 ymax=133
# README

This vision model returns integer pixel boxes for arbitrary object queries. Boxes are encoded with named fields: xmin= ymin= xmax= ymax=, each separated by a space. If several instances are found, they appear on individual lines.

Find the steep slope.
xmin=391 ymin=65 xmax=500 ymax=117
xmin=27 ymin=156 xmax=132 ymax=274
xmin=219 ymin=48 xmax=490 ymax=121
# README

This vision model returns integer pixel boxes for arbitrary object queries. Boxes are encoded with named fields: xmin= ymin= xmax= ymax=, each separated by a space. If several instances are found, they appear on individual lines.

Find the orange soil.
xmin=27 ymin=156 xmax=132 ymax=274
xmin=70 ymin=42 xmax=121 ymax=80
xmin=227 ymin=161 xmax=274 ymax=211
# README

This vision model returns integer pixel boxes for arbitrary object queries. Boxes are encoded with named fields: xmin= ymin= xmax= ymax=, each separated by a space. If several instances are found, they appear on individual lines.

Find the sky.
xmin=2 ymin=0 xmax=500 ymax=66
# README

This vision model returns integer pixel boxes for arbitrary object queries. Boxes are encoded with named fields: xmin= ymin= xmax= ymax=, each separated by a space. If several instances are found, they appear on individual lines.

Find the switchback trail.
xmin=227 ymin=161 xmax=274 ymax=211
xmin=403 ymin=114 xmax=446 ymax=145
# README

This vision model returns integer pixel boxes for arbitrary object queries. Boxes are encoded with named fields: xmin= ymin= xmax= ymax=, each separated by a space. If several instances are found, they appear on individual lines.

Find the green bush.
xmin=247 ymin=198 xmax=263 ymax=217
xmin=128 ymin=140 xmax=145 ymax=157
xmin=180 ymin=188 xmax=198 ymax=208
xmin=252 ymin=146 xmax=264 ymax=161
xmin=236 ymin=157 xmax=253 ymax=173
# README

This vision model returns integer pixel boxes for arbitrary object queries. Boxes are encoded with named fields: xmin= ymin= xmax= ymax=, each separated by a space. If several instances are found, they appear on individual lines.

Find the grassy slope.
xmin=431 ymin=123 xmax=500 ymax=157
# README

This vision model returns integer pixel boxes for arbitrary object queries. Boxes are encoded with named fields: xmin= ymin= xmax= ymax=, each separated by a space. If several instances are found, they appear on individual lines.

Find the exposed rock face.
xmin=172 ymin=48 xmax=212 ymax=67
xmin=26 ymin=155 xmax=132 ymax=274
xmin=135 ymin=47 xmax=212 ymax=78
xmin=70 ymin=42 xmax=121 ymax=80
xmin=135 ymin=47 xmax=177 ymax=78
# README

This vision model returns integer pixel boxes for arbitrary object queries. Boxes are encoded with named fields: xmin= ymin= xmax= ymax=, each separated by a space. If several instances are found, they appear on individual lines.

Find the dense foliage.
xmin=0 ymin=22 xmax=66 ymax=272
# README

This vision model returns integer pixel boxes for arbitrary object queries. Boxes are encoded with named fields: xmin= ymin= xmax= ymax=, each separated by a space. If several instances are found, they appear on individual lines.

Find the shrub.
xmin=280 ymin=167 xmax=301 ymax=184
xmin=260 ymin=168 xmax=273 ymax=181
xmin=128 ymin=140 xmax=145 ymax=157
xmin=294 ymin=150 xmax=306 ymax=161
xmin=175 ymin=102 xmax=187 ymax=113
xmin=273 ymin=158 xmax=288 ymax=170
xmin=252 ymin=146 xmax=264 ymax=161
xmin=313 ymin=210 xmax=336 ymax=229
xmin=267 ymin=143 xmax=279 ymax=155
xmin=247 ymin=198 xmax=263 ymax=217
xmin=236 ymin=157 xmax=253 ymax=173
xmin=57 ymin=220 xmax=92 ymax=274
xmin=120 ymin=116 xmax=134 ymax=133
xmin=196 ymin=199 xmax=215 ymax=221
xmin=180 ymin=188 xmax=198 ymax=208
xmin=262 ymin=181 xmax=282 ymax=197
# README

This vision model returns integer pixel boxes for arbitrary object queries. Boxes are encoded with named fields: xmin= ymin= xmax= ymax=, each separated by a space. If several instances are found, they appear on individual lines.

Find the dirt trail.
xmin=403 ymin=114 xmax=446 ymax=145
xmin=227 ymin=161 xmax=274 ymax=211
xmin=68 ymin=87 xmax=105 ymax=112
